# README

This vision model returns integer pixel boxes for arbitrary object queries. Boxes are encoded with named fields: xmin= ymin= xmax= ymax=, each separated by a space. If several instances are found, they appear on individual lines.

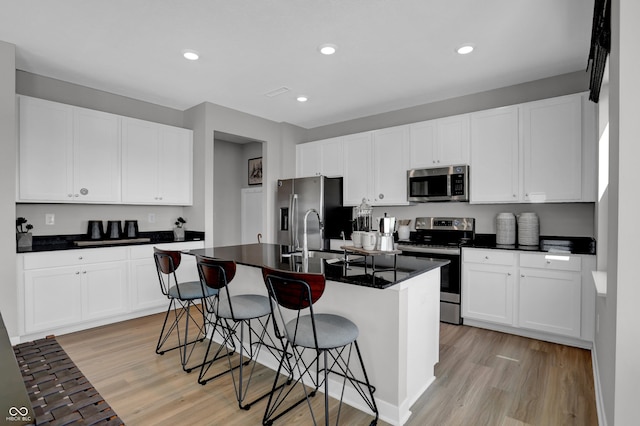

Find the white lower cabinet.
xmin=129 ymin=242 xmax=202 ymax=312
xmin=19 ymin=241 xmax=204 ymax=338
xmin=462 ymin=248 xmax=593 ymax=345
xmin=518 ymin=253 xmax=582 ymax=337
xmin=462 ymin=250 xmax=516 ymax=325
xmin=23 ymin=247 xmax=128 ymax=333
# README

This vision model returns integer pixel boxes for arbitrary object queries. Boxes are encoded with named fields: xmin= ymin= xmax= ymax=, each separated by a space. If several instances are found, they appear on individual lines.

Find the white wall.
xmin=596 ymin=2 xmax=640 ymax=425
xmin=0 ymin=41 xmax=17 ymax=334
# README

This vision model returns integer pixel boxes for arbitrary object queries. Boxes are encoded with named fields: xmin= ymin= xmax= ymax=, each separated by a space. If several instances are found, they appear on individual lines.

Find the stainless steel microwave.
xmin=407 ymin=165 xmax=469 ymax=202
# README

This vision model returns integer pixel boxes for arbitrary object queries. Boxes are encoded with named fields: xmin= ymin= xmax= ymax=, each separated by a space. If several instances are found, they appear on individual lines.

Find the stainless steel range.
xmin=396 ymin=217 xmax=475 ymax=324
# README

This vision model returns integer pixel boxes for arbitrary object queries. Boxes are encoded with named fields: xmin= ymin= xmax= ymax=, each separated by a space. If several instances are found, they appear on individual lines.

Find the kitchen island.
xmin=188 ymin=243 xmax=447 ymax=426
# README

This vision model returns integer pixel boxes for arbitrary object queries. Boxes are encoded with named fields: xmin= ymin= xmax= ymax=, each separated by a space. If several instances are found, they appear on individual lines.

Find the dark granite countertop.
xmin=187 ymin=243 xmax=448 ymax=290
xmin=17 ymin=230 xmax=205 ymax=253
xmin=470 ymin=234 xmax=596 ymax=255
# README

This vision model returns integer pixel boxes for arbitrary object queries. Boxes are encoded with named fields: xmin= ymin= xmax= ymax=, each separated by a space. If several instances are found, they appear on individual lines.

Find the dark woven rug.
xmin=13 ymin=337 xmax=124 ymax=426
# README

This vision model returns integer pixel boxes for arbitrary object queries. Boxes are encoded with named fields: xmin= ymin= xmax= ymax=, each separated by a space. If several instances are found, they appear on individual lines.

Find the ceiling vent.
xmin=264 ymin=86 xmax=291 ymax=97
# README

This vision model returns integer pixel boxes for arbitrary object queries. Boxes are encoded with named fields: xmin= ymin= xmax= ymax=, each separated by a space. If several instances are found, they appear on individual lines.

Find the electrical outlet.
xmin=148 ymin=213 xmax=156 ymax=224
xmin=45 ymin=214 xmax=55 ymax=225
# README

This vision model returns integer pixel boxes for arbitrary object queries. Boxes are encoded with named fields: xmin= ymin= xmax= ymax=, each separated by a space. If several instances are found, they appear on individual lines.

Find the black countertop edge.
xmin=17 ymin=230 xmax=205 ymax=253
xmin=470 ymin=234 xmax=596 ymax=255
xmin=188 ymin=244 xmax=449 ymax=290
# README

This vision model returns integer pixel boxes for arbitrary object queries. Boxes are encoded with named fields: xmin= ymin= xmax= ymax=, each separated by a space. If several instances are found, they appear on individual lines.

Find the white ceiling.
xmin=0 ymin=0 xmax=593 ymax=129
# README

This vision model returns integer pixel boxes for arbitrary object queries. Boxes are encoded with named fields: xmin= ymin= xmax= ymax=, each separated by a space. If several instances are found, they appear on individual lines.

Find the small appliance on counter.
xmin=377 ymin=213 xmax=396 ymax=251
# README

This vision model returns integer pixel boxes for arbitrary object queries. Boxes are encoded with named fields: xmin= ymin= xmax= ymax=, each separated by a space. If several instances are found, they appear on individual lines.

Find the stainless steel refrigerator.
xmin=276 ymin=176 xmax=351 ymax=251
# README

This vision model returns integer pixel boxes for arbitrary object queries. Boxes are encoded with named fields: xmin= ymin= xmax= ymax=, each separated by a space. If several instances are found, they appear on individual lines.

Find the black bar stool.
xmin=196 ymin=256 xmax=287 ymax=410
xmin=153 ymin=247 xmax=218 ymax=372
xmin=261 ymin=266 xmax=379 ymax=426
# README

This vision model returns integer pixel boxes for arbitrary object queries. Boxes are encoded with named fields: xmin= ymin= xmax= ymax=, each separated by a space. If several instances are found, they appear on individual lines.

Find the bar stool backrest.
xmin=262 ymin=267 xmax=326 ymax=347
xmin=196 ymin=256 xmax=236 ymax=290
xmin=261 ymin=267 xmax=325 ymax=311
xmin=154 ymin=248 xmax=183 ymax=298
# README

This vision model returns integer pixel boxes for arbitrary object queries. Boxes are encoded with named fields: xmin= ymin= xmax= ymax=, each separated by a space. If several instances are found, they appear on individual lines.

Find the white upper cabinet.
xmin=296 ymin=136 xmax=344 ymax=178
xmin=73 ymin=107 xmax=121 ymax=202
xmin=18 ymin=96 xmax=120 ymax=203
xmin=343 ymin=126 xmax=410 ymax=206
xmin=121 ymin=117 xmax=193 ymax=205
xmin=522 ymin=95 xmax=583 ymax=202
xmin=470 ymin=93 xmax=596 ymax=204
xmin=470 ymin=106 xmax=520 ymax=203
xmin=343 ymin=132 xmax=373 ymax=206
xmin=18 ymin=96 xmax=193 ymax=205
xmin=409 ymin=114 xmax=470 ymax=168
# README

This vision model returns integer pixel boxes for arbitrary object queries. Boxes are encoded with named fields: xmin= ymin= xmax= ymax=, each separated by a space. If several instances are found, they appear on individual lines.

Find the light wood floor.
xmin=56 ymin=313 xmax=597 ymax=426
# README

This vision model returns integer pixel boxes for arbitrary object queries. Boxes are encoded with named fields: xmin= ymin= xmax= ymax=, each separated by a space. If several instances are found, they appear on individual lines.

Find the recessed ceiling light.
xmin=456 ymin=45 xmax=474 ymax=55
xmin=297 ymin=96 xmax=308 ymax=102
xmin=183 ymin=50 xmax=199 ymax=60
xmin=318 ymin=44 xmax=337 ymax=55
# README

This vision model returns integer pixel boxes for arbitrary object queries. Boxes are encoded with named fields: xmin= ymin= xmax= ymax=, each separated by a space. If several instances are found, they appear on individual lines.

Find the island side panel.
xmin=225 ymin=264 xmax=440 ymax=426
xmin=400 ymin=267 xmax=441 ymax=418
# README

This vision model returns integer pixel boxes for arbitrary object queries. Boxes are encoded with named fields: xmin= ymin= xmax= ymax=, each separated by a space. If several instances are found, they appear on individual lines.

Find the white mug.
xmin=362 ymin=232 xmax=377 ymax=250
xmin=351 ymin=231 xmax=363 ymax=248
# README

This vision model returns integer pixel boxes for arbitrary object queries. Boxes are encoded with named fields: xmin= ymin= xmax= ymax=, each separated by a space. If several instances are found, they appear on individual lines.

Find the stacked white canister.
xmin=496 ymin=212 xmax=540 ymax=246
xmin=517 ymin=212 xmax=540 ymax=246
xmin=496 ymin=213 xmax=516 ymax=245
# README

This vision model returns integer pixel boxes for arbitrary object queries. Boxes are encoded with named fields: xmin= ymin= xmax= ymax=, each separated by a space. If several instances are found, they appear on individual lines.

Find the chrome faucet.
xmin=303 ymin=208 xmax=323 ymax=260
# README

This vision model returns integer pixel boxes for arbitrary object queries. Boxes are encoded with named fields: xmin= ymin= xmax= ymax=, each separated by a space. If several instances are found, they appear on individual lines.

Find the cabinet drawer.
xmin=519 ymin=253 xmax=581 ymax=272
xmin=23 ymin=247 xmax=128 ymax=270
xmin=463 ymin=249 xmax=516 ymax=266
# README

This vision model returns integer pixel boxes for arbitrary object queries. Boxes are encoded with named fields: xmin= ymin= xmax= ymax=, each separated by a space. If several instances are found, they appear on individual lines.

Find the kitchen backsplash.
xmin=372 ymin=202 xmax=595 ymax=237
xmin=16 ymin=203 xmax=190 ymax=236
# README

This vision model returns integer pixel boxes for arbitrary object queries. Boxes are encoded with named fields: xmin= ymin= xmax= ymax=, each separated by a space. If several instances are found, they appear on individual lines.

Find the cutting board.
xmin=74 ymin=237 xmax=151 ymax=247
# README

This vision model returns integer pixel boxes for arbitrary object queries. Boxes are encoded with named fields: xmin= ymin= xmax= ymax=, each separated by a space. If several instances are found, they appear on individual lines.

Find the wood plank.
xmin=56 ymin=315 xmax=598 ymax=425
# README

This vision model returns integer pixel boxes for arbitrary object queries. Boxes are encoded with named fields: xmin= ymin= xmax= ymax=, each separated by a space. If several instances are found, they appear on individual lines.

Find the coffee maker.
xmin=378 ymin=213 xmax=396 ymax=251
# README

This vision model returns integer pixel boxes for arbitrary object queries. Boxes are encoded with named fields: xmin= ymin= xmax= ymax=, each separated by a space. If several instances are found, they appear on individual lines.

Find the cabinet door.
xmin=518 ymin=268 xmax=581 ymax=337
xmin=18 ymin=96 xmax=74 ymax=201
xmin=436 ymin=114 xmax=470 ymax=166
xmin=409 ymin=120 xmax=437 ymax=168
xmin=462 ymin=262 xmax=515 ymax=325
xmin=158 ymin=125 xmax=193 ymax=205
xmin=319 ymin=137 xmax=344 ymax=177
xmin=121 ymin=117 xmax=160 ymax=203
xmin=470 ymin=106 xmax=520 ymax=203
xmin=372 ymin=126 xmax=409 ymax=205
xmin=343 ymin=132 xmax=373 ymax=206
xmin=522 ymin=95 xmax=582 ymax=202
xmin=74 ymin=107 xmax=121 ymax=202
xmin=24 ymin=268 xmax=82 ymax=332
xmin=83 ymin=262 xmax=129 ymax=320
xmin=130 ymin=258 xmax=168 ymax=312
xmin=296 ymin=142 xmax=321 ymax=177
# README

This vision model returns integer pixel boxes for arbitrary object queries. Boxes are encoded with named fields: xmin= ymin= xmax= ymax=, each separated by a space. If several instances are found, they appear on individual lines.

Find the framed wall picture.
xmin=248 ymin=157 xmax=263 ymax=185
